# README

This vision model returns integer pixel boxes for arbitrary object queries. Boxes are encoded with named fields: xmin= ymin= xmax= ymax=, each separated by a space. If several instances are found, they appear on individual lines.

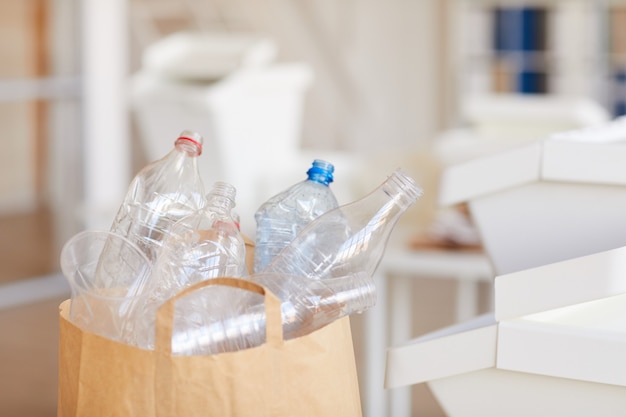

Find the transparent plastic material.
xmin=59 ymin=230 xmax=152 ymax=343
xmin=152 ymin=181 xmax=247 ymax=298
xmin=60 ymin=169 xmax=422 ymax=355
xmin=253 ymin=159 xmax=338 ymax=273
xmin=133 ymin=182 xmax=248 ymax=349
xmin=108 ymin=130 xmax=207 ymax=262
xmin=262 ymin=169 xmax=423 ymax=279
xmin=169 ymin=271 xmax=374 ymax=355
xmin=167 ymin=169 xmax=423 ymax=355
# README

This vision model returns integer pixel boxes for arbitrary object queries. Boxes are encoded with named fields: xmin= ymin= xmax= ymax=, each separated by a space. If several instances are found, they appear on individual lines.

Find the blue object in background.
xmin=613 ymin=70 xmax=626 ymax=116
xmin=493 ymin=6 xmax=548 ymax=94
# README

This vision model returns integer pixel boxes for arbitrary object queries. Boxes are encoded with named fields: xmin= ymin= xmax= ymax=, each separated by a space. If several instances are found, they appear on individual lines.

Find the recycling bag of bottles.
xmin=57 ymin=131 xmax=423 ymax=416
xmin=57 ymin=278 xmax=362 ymax=417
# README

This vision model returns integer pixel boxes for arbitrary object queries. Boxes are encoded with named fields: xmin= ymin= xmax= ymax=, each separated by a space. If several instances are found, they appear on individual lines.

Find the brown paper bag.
xmin=58 ymin=277 xmax=363 ymax=417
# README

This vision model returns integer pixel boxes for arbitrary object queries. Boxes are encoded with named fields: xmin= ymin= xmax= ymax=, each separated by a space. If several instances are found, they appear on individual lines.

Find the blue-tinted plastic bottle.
xmin=253 ymin=160 xmax=339 ymax=273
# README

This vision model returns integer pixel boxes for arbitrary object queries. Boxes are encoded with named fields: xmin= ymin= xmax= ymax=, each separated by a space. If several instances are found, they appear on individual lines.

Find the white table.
xmin=361 ymin=246 xmax=493 ymax=417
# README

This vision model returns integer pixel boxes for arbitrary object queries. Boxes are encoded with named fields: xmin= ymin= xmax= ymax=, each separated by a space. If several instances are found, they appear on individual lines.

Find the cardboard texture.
xmin=58 ymin=277 xmax=362 ymax=417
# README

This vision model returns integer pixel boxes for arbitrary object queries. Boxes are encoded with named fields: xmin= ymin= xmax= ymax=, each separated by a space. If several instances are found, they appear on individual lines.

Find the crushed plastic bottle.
xmin=253 ymin=159 xmax=338 ymax=273
xmin=108 ymin=130 xmax=207 ymax=262
xmin=170 ymin=271 xmax=374 ymax=355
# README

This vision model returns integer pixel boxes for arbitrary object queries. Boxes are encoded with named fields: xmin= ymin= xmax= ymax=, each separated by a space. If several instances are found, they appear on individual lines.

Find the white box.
xmin=498 ymin=297 xmax=626 ymax=388
xmin=439 ymin=119 xmax=626 ymax=275
xmin=494 ymin=245 xmax=626 ymax=320
xmin=386 ymin=245 xmax=626 ymax=416
xmin=495 ymin=246 xmax=626 ymax=387
xmin=386 ymin=314 xmax=626 ymax=417
xmin=428 ymin=367 xmax=626 ymax=417
xmin=385 ymin=314 xmax=498 ymax=389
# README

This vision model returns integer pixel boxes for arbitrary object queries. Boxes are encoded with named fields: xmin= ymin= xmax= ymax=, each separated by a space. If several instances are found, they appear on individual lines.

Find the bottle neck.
xmin=207 ymin=195 xmax=235 ymax=213
xmin=307 ymin=173 xmax=332 ymax=186
xmin=345 ymin=170 xmax=421 ymax=243
xmin=306 ymin=159 xmax=334 ymax=186
xmin=325 ymin=170 xmax=421 ymax=276
xmin=349 ymin=170 xmax=422 ymax=220
xmin=382 ymin=170 xmax=423 ymax=210
xmin=206 ymin=182 xmax=237 ymax=213
xmin=175 ymin=137 xmax=202 ymax=157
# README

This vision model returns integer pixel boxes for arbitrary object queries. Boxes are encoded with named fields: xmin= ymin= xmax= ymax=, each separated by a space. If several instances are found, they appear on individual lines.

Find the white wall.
xmin=264 ymin=0 xmax=446 ymax=153
xmin=127 ymin=0 xmax=448 ymax=235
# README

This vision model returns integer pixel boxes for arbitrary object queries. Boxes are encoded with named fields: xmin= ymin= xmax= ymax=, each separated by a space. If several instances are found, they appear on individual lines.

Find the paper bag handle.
xmin=154 ymin=277 xmax=284 ymax=354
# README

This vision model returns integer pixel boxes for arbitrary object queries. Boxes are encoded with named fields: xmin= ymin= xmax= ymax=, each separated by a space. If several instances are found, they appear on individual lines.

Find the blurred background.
xmin=0 ymin=0 xmax=624 ymax=416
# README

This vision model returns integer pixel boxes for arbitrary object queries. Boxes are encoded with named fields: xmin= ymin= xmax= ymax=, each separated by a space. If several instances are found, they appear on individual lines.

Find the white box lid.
xmin=439 ymin=118 xmax=626 ymax=206
xmin=387 ymin=296 xmax=626 ymax=388
xmin=385 ymin=313 xmax=497 ymax=389
xmin=495 ymin=245 xmax=626 ymax=321
xmin=542 ymin=119 xmax=626 ymax=185
xmin=438 ymin=142 xmax=542 ymax=206
xmin=497 ymin=292 xmax=626 ymax=387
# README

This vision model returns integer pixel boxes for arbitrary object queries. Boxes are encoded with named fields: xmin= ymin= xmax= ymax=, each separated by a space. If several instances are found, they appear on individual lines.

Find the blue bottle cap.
xmin=307 ymin=159 xmax=334 ymax=186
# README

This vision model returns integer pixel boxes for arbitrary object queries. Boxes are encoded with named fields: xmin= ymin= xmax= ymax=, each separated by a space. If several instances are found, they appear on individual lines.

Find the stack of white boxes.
xmin=385 ymin=118 xmax=626 ymax=416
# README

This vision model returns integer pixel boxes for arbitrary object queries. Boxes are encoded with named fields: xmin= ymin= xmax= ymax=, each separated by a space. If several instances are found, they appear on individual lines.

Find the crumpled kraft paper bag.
xmin=58 ymin=277 xmax=362 ymax=417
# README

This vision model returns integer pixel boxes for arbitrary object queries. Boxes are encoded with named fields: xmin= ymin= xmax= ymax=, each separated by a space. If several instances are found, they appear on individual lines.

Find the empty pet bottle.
xmin=133 ymin=182 xmax=247 ymax=350
xmin=262 ymin=169 xmax=423 ymax=280
xmin=253 ymin=159 xmax=338 ymax=273
xmin=168 ymin=169 xmax=423 ymax=355
xmin=108 ymin=130 xmax=207 ymax=262
xmin=153 ymin=181 xmax=247 ymax=299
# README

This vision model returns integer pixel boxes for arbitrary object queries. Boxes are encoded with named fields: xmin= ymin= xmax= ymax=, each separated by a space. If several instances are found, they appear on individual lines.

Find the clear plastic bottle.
xmin=253 ymin=159 xmax=338 ymax=273
xmin=262 ymin=169 xmax=423 ymax=280
xmin=108 ymin=130 xmax=207 ymax=262
xmin=133 ymin=182 xmax=248 ymax=350
xmin=153 ymin=181 xmax=247 ymax=298
xmin=169 ymin=169 xmax=423 ymax=355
